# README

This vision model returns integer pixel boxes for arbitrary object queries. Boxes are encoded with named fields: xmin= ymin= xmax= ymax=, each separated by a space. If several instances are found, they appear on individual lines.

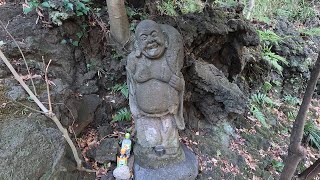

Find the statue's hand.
xmin=169 ymin=75 xmax=184 ymax=91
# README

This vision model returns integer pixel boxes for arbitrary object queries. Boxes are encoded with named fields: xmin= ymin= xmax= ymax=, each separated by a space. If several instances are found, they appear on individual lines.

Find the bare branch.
xmin=44 ymin=57 xmax=53 ymax=113
xmin=13 ymin=101 xmax=46 ymax=115
xmin=0 ymin=50 xmax=48 ymax=112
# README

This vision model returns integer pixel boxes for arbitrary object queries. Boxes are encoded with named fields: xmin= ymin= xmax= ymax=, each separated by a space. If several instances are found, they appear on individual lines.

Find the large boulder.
xmin=0 ymin=115 xmax=95 ymax=179
xmin=157 ymin=8 xmax=259 ymax=80
xmin=154 ymin=7 xmax=258 ymax=128
xmin=0 ymin=116 xmax=65 ymax=179
xmin=188 ymin=60 xmax=246 ymax=125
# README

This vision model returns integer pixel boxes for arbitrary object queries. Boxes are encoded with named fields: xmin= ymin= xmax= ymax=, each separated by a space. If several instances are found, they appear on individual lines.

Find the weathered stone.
xmin=100 ymin=172 xmax=115 ymax=180
xmin=134 ymin=145 xmax=198 ymax=180
xmin=53 ymin=171 xmax=96 ymax=180
xmin=0 ymin=116 xmax=65 ymax=179
xmin=156 ymin=8 xmax=259 ymax=80
xmin=95 ymin=138 xmax=119 ymax=163
xmin=187 ymin=60 xmax=246 ymax=125
xmin=113 ymin=166 xmax=131 ymax=180
xmin=64 ymin=94 xmax=102 ymax=135
xmin=51 ymin=78 xmax=69 ymax=94
xmin=5 ymin=85 xmax=27 ymax=101
xmin=98 ymin=125 xmax=113 ymax=139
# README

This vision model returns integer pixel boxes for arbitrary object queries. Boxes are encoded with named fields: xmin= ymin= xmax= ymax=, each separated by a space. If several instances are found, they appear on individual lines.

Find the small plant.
xmin=22 ymin=0 xmax=40 ymax=14
xmin=22 ymin=0 xmax=91 ymax=26
xmin=60 ymin=24 xmax=87 ymax=46
xmin=250 ymin=105 xmax=268 ymax=127
xmin=112 ymin=83 xmax=128 ymax=99
xmin=214 ymin=0 xmax=238 ymax=8
xmin=249 ymin=92 xmax=274 ymax=127
xmin=262 ymin=46 xmax=289 ymax=75
xmin=250 ymin=92 xmax=274 ymax=106
xmin=299 ymin=27 xmax=320 ymax=37
xmin=263 ymin=81 xmax=273 ymax=92
xmin=111 ymin=108 xmax=131 ymax=123
xmin=258 ymin=30 xmax=282 ymax=45
xmin=258 ymin=30 xmax=288 ymax=76
xmin=111 ymin=49 xmax=123 ymax=60
xmin=247 ymin=0 xmax=316 ymax=23
xmin=126 ymin=6 xmax=147 ymax=20
xmin=304 ymin=120 xmax=320 ymax=149
xmin=176 ymin=0 xmax=204 ymax=14
xmin=283 ymin=95 xmax=300 ymax=106
xmin=287 ymin=111 xmax=296 ymax=120
xmin=272 ymin=80 xmax=282 ymax=87
xmin=156 ymin=0 xmax=204 ymax=16
xmin=73 ymin=0 xmax=90 ymax=16
xmin=271 ymin=159 xmax=284 ymax=172
xmin=49 ymin=11 xmax=69 ymax=26
xmin=157 ymin=0 xmax=177 ymax=16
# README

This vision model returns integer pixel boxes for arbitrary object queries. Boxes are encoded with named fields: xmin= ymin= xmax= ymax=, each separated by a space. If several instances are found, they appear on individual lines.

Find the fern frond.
xmin=257 ymin=30 xmax=282 ymax=44
xmin=250 ymin=93 xmax=274 ymax=107
xmin=304 ymin=120 xmax=320 ymax=149
xmin=112 ymin=83 xmax=129 ymax=99
xmin=111 ymin=108 xmax=131 ymax=123
xmin=262 ymin=50 xmax=288 ymax=75
xmin=250 ymin=106 xmax=268 ymax=127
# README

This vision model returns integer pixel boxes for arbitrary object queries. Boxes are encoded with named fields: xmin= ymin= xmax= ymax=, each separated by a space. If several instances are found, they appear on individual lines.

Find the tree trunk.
xmin=106 ymin=0 xmax=130 ymax=46
xmin=280 ymin=53 xmax=320 ymax=180
xmin=297 ymin=158 xmax=320 ymax=180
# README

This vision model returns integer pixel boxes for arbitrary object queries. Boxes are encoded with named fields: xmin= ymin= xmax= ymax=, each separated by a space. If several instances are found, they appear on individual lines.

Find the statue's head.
xmin=135 ymin=20 xmax=167 ymax=59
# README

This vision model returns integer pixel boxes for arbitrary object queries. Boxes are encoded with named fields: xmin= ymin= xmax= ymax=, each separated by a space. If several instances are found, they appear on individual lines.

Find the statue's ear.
xmin=134 ymin=40 xmax=142 ymax=58
xmin=163 ymin=31 xmax=169 ymax=48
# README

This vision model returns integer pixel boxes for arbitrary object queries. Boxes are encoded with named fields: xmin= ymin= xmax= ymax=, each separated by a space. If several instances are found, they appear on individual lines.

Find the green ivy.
xmin=23 ymin=0 xmax=91 ymax=26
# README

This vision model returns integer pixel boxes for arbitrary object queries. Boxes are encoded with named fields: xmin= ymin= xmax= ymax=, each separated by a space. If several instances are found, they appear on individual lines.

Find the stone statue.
xmin=127 ymin=20 xmax=198 ymax=179
xmin=127 ymin=19 xmax=185 ymax=166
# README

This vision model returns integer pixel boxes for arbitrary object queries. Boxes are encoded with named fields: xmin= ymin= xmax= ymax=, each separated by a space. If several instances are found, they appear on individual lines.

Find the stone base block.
xmin=134 ymin=145 xmax=198 ymax=180
xmin=134 ymin=143 xmax=185 ymax=169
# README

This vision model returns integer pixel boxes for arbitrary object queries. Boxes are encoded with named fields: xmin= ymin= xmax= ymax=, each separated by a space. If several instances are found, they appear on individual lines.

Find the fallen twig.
xmin=43 ymin=57 xmax=52 ymax=113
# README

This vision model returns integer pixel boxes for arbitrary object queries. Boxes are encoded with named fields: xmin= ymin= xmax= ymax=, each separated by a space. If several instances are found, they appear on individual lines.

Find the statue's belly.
xmin=136 ymin=80 xmax=177 ymax=114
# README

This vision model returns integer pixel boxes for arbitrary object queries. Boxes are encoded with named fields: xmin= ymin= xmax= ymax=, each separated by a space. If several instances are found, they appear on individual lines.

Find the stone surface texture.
xmin=95 ymin=138 xmax=119 ymax=163
xmin=113 ymin=165 xmax=131 ymax=180
xmin=0 ymin=115 xmax=96 ymax=179
xmin=0 ymin=116 xmax=65 ymax=179
xmin=134 ymin=145 xmax=198 ymax=180
xmin=0 ymin=116 xmax=94 ymax=179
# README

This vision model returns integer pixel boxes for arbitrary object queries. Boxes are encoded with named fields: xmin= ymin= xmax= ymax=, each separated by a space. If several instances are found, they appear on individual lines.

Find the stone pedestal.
xmin=133 ymin=143 xmax=185 ymax=169
xmin=134 ymin=145 xmax=198 ymax=180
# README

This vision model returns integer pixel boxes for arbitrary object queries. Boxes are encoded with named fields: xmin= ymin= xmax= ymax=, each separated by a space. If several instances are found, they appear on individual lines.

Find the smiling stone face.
xmin=135 ymin=20 xmax=166 ymax=59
